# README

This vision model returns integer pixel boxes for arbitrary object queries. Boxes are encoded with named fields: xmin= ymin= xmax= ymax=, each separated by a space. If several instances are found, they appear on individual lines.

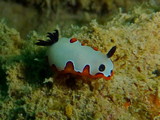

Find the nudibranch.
xmin=36 ymin=30 xmax=116 ymax=80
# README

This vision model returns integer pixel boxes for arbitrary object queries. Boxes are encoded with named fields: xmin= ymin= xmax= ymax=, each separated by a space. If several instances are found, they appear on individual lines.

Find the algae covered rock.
xmin=0 ymin=21 xmax=22 ymax=56
xmin=7 ymin=0 xmax=160 ymax=15
xmin=0 ymin=3 xmax=160 ymax=120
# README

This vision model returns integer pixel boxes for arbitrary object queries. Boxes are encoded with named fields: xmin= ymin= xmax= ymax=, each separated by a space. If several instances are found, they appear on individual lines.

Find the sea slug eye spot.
xmin=70 ymin=38 xmax=77 ymax=43
xmin=99 ymin=64 xmax=105 ymax=72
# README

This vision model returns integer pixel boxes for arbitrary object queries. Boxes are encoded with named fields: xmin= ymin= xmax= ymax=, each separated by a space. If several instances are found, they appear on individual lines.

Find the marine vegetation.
xmin=0 ymin=2 xmax=160 ymax=120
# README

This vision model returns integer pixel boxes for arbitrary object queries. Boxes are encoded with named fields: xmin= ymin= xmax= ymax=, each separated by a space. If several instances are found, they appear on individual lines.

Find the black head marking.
xmin=99 ymin=64 xmax=105 ymax=72
xmin=107 ymin=46 xmax=116 ymax=58
xmin=35 ymin=30 xmax=59 ymax=46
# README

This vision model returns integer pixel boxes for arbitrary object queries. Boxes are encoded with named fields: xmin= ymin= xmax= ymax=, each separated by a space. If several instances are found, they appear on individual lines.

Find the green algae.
xmin=0 ymin=2 xmax=160 ymax=120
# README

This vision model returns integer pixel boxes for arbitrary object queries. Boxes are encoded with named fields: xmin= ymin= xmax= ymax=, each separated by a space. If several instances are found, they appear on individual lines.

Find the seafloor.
xmin=0 ymin=0 xmax=160 ymax=120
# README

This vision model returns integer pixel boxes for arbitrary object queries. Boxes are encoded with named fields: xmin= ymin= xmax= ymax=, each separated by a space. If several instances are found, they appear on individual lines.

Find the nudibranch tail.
xmin=35 ymin=30 xmax=59 ymax=46
xmin=107 ymin=46 xmax=116 ymax=58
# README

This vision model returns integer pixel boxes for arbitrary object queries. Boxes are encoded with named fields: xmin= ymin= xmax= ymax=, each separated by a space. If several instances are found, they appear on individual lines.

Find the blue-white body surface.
xmin=36 ymin=30 xmax=116 ymax=80
xmin=47 ymin=38 xmax=113 ymax=77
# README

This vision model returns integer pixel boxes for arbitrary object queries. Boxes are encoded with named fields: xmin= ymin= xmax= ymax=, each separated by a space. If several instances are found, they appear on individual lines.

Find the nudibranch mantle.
xmin=36 ymin=30 xmax=116 ymax=80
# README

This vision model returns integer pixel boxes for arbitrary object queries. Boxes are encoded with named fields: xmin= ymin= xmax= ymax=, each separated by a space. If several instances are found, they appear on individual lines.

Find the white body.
xmin=47 ymin=38 xmax=113 ymax=77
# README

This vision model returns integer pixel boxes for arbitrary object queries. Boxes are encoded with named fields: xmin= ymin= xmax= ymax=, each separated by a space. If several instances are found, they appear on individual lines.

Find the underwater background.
xmin=0 ymin=0 xmax=160 ymax=120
